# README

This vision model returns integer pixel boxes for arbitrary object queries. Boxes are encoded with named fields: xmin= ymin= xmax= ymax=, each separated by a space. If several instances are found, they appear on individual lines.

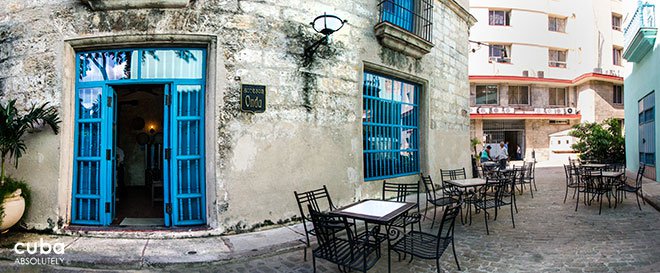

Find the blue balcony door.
xmin=383 ymin=0 xmax=414 ymax=31
xmin=72 ymin=85 xmax=116 ymax=225
xmin=166 ymin=84 xmax=206 ymax=226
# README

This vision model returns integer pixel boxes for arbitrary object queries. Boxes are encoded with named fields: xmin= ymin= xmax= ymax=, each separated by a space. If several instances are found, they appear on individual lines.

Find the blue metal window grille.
xmin=363 ymin=72 xmax=420 ymax=180
xmin=73 ymin=48 xmax=206 ymax=226
xmin=377 ymin=0 xmax=433 ymax=43
xmin=639 ymin=92 xmax=655 ymax=166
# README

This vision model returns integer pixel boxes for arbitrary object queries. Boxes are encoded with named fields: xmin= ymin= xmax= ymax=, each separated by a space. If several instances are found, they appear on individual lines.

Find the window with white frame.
xmin=549 ymin=49 xmax=567 ymax=68
xmin=488 ymin=44 xmax=511 ymax=63
xmin=508 ymin=86 xmax=529 ymax=105
xmin=549 ymin=87 xmax=567 ymax=106
xmin=489 ymin=10 xmax=510 ymax=26
xmin=476 ymin=85 xmax=499 ymax=105
xmin=612 ymin=13 xmax=622 ymax=31
xmin=548 ymin=16 xmax=566 ymax=32
xmin=613 ymin=47 xmax=623 ymax=66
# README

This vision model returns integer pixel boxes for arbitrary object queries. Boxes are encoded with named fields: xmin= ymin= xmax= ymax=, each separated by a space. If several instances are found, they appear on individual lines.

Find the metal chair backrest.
xmin=635 ymin=163 xmax=646 ymax=188
xmin=294 ymin=186 xmax=335 ymax=230
xmin=563 ymin=164 xmax=573 ymax=185
xmin=436 ymin=203 xmax=461 ymax=247
xmin=308 ymin=205 xmax=352 ymax=253
xmin=382 ymin=181 xmax=420 ymax=210
xmin=420 ymin=173 xmax=438 ymax=201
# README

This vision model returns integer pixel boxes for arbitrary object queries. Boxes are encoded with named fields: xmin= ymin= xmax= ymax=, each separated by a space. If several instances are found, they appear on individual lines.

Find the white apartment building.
xmin=469 ymin=0 xmax=626 ymax=161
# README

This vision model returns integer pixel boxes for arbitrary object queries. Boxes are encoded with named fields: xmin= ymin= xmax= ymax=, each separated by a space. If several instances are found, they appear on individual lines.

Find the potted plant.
xmin=0 ymin=100 xmax=60 ymax=233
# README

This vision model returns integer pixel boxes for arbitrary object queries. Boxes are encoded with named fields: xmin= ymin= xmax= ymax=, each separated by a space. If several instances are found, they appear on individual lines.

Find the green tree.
xmin=569 ymin=118 xmax=624 ymax=163
xmin=0 ymin=100 xmax=61 ymax=184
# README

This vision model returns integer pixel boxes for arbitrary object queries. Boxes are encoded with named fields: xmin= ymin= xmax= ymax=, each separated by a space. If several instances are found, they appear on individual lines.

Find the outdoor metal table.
xmin=446 ymin=178 xmax=487 ymax=225
xmin=600 ymin=171 xmax=624 ymax=178
xmin=330 ymin=199 xmax=416 ymax=273
xmin=446 ymin=178 xmax=487 ymax=188
xmin=581 ymin=163 xmax=608 ymax=169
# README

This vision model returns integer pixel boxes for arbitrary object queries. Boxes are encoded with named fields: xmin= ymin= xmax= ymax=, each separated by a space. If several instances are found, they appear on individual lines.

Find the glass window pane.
xmin=78 ymin=88 xmax=102 ymax=119
xmin=177 ymin=85 xmax=202 ymax=116
xmin=79 ymin=51 xmax=137 ymax=82
xmin=476 ymin=85 xmax=498 ymax=104
xmin=141 ymin=49 xmax=203 ymax=79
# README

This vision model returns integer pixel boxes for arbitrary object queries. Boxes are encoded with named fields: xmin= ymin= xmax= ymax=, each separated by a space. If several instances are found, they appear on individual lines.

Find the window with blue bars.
xmin=363 ymin=72 xmax=420 ymax=180
xmin=639 ymin=92 xmax=655 ymax=166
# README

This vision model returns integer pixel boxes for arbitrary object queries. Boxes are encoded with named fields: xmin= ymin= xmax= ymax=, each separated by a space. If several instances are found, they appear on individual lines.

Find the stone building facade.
xmin=0 ymin=0 xmax=475 ymax=233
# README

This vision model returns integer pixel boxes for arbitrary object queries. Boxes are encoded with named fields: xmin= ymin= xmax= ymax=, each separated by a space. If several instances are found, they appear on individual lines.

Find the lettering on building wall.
xmin=241 ymin=84 xmax=267 ymax=113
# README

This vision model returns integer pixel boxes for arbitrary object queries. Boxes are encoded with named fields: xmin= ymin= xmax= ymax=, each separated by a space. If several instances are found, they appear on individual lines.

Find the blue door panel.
xmin=72 ymin=86 xmax=113 ymax=225
xmin=169 ymin=84 xmax=206 ymax=226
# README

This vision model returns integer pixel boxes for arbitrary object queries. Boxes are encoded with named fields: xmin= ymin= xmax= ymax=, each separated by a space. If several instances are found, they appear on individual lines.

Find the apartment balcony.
xmin=623 ymin=3 xmax=657 ymax=63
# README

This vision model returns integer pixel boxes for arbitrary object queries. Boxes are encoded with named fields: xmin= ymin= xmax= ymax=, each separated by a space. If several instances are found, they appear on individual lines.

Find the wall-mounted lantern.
xmin=304 ymin=13 xmax=347 ymax=57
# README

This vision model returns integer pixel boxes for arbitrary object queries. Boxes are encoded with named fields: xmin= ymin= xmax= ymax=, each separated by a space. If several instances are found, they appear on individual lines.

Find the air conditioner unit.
xmin=522 ymin=70 xmax=529 ymax=77
xmin=470 ymin=107 xmax=478 ymax=114
xmin=503 ymin=107 xmax=515 ymax=114
xmin=534 ymin=108 xmax=546 ymax=114
xmin=478 ymin=108 xmax=490 ymax=114
xmin=537 ymin=71 xmax=545 ymax=78
xmin=546 ymin=108 xmax=557 ymax=114
xmin=491 ymin=107 xmax=503 ymax=113
xmin=565 ymin=107 xmax=577 ymax=114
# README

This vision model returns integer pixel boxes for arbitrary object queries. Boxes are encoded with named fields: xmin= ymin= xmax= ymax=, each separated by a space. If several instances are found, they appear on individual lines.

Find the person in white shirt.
xmin=494 ymin=141 xmax=509 ymax=169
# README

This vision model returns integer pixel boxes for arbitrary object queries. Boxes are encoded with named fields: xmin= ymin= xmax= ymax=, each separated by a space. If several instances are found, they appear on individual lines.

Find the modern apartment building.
xmin=623 ymin=1 xmax=658 ymax=180
xmin=468 ymin=0 xmax=625 ymax=161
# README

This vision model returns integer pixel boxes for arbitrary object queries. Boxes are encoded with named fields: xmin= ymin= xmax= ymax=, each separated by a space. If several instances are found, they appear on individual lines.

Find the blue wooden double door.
xmin=72 ymin=49 xmax=206 ymax=226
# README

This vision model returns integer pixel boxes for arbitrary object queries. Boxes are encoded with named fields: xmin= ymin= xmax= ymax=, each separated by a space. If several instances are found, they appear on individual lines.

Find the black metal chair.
xmin=390 ymin=203 xmax=462 ymax=273
xmin=575 ymin=168 xmax=611 ymax=214
xmin=294 ymin=185 xmax=350 ymax=261
xmin=441 ymin=167 xmax=477 ymax=223
xmin=563 ymin=164 xmax=581 ymax=203
xmin=382 ymin=181 xmax=422 ymax=232
xmin=475 ymin=173 xmax=516 ymax=235
xmin=521 ymin=161 xmax=537 ymax=193
xmin=420 ymin=173 xmax=458 ymax=228
xmin=616 ymin=164 xmax=646 ymax=210
xmin=308 ymin=206 xmax=381 ymax=273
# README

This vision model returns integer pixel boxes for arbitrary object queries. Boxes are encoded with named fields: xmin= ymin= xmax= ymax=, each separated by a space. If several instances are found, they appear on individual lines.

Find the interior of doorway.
xmin=113 ymin=84 xmax=165 ymax=226
xmin=504 ymin=131 xmax=524 ymax=161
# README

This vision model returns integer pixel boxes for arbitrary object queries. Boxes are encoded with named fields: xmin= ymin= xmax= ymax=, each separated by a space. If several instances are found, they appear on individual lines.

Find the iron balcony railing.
xmin=377 ymin=0 xmax=433 ymax=43
xmin=624 ymin=2 xmax=656 ymax=49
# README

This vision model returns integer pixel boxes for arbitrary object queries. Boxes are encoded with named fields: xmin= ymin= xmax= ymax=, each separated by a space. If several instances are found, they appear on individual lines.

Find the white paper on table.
xmin=341 ymin=200 xmax=406 ymax=218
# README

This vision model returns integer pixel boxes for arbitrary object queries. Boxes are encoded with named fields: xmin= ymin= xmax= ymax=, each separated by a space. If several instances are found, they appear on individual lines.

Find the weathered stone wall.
xmin=523 ymin=119 xmax=577 ymax=161
xmin=0 ymin=0 xmax=473 ymax=232
xmin=589 ymin=81 xmax=625 ymax=123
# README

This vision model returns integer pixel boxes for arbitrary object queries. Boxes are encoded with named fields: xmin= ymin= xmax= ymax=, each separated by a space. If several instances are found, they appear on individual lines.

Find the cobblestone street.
xmin=1 ymin=166 xmax=658 ymax=273
xmin=180 ymin=166 xmax=660 ymax=273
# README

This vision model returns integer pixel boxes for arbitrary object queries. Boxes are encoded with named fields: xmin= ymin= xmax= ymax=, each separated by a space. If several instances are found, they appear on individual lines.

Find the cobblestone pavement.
xmin=178 ymin=167 xmax=660 ymax=273
xmin=2 ymin=167 xmax=659 ymax=273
